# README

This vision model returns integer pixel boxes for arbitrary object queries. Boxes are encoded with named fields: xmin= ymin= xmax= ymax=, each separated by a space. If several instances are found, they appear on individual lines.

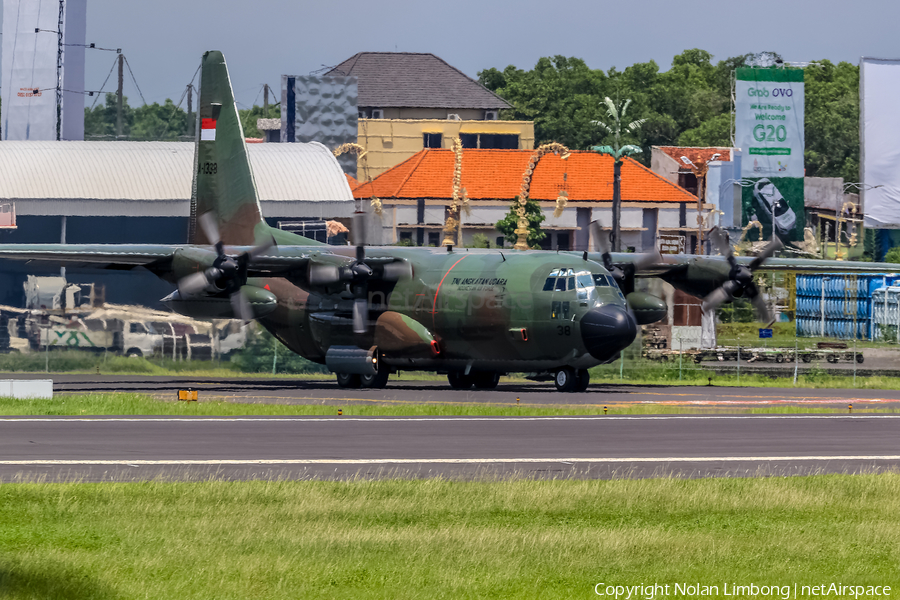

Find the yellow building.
xmin=326 ymin=52 xmax=534 ymax=179
xmin=356 ymin=118 xmax=534 ymax=179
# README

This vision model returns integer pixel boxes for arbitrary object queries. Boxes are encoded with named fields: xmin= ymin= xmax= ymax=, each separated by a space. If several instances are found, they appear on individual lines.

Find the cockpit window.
xmin=545 ymin=269 xmax=599 ymax=294
xmin=593 ymin=273 xmax=619 ymax=287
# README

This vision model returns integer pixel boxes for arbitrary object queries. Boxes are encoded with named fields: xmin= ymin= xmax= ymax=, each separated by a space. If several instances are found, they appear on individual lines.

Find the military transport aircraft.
xmin=0 ymin=51 xmax=895 ymax=393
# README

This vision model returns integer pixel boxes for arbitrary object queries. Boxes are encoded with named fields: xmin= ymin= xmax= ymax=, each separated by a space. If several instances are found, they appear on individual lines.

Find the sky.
xmin=3 ymin=0 xmax=900 ymax=109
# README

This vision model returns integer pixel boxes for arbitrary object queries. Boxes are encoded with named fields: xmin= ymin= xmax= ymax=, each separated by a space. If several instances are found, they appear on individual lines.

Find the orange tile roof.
xmin=656 ymin=146 xmax=731 ymax=166
xmin=345 ymin=173 xmax=360 ymax=190
xmin=245 ymin=138 xmax=264 ymax=144
xmin=353 ymin=149 xmax=697 ymax=203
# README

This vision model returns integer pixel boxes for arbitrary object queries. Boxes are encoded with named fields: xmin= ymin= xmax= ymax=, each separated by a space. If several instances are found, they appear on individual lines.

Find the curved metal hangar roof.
xmin=0 ymin=141 xmax=353 ymax=218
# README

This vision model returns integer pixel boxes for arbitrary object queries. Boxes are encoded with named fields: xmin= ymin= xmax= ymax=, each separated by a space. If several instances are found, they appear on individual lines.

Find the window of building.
xmin=539 ymin=235 xmax=552 ymax=250
xmin=556 ymin=232 xmax=570 ymax=250
xmin=423 ymin=133 xmax=442 ymax=148
xmin=479 ymin=134 xmax=518 ymax=149
xmin=428 ymin=232 xmax=440 ymax=246
xmin=460 ymin=133 xmax=478 ymax=148
xmin=399 ymin=231 xmax=413 ymax=245
xmin=496 ymin=236 xmax=504 ymax=248
xmin=458 ymin=133 xmax=519 ymax=149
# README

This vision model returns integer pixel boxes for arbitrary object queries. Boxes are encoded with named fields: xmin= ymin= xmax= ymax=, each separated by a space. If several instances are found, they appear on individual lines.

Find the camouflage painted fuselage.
xmin=257 ymin=247 xmax=633 ymax=374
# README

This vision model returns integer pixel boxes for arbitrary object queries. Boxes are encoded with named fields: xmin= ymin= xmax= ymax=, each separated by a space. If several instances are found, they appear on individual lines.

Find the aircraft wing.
xmin=601 ymin=252 xmax=900 ymax=277
xmin=0 ymin=244 xmax=182 ymax=269
xmin=0 ymin=244 xmax=323 ymax=275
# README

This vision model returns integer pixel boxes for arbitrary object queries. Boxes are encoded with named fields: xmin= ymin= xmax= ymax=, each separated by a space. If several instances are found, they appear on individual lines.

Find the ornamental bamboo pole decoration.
xmin=515 ymin=142 xmax=570 ymax=250
xmin=442 ymin=137 xmax=468 ymax=246
xmin=333 ymin=143 xmax=382 ymax=215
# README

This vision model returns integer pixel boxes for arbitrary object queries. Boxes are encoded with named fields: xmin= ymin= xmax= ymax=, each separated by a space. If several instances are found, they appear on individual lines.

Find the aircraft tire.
xmin=336 ymin=372 xmax=362 ymax=389
xmin=447 ymin=372 xmax=473 ymax=389
xmin=471 ymin=371 xmax=500 ymax=390
xmin=574 ymin=369 xmax=590 ymax=392
xmin=361 ymin=365 xmax=390 ymax=389
xmin=554 ymin=367 xmax=577 ymax=393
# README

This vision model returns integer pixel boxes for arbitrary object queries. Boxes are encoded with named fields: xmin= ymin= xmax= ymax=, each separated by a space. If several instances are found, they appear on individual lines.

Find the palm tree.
xmin=591 ymin=97 xmax=645 ymax=252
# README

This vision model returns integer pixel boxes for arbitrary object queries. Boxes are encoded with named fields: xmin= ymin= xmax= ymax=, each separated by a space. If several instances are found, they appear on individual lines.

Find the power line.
xmin=251 ymin=84 xmax=264 ymax=109
xmin=90 ymin=54 xmax=119 ymax=109
xmin=34 ymin=29 xmax=119 ymax=52
xmin=63 ymin=42 xmax=120 ymax=52
xmin=122 ymin=54 xmax=146 ymax=105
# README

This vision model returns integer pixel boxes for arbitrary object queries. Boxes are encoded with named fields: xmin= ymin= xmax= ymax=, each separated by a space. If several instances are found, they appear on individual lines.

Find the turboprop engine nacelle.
xmin=161 ymin=285 xmax=277 ymax=320
xmin=626 ymin=292 xmax=667 ymax=325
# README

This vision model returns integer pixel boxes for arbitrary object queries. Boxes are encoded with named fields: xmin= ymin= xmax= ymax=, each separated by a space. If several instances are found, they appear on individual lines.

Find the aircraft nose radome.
xmin=580 ymin=305 xmax=637 ymax=362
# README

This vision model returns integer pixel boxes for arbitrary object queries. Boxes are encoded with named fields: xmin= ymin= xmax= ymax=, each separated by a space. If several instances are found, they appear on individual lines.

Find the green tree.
xmin=85 ymin=92 xmax=280 ymax=141
xmin=84 ymin=93 xmax=135 ymax=139
xmin=496 ymin=198 xmax=546 ymax=248
xmin=131 ymin=99 xmax=190 ymax=141
xmin=677 ymin=113 xmax=732 ymax=146
xmin=885 ymin=247 xmax=900 ymax=264
xmin=481 ymin=49 xmax=860 ymax=181
xmin=804 ymin=60 xmax=860 ymax=182
xmin=479 ymin=56 xmax=609 ymax=150
xmin=239 ymin=104 xmax=281 ymax=138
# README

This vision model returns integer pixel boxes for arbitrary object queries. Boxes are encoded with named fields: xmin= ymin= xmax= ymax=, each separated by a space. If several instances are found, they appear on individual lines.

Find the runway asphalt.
xmin=2 ymin=414 xmax=900 ymax=482
xmin=40 ymin=374 xmax=900 ymax=408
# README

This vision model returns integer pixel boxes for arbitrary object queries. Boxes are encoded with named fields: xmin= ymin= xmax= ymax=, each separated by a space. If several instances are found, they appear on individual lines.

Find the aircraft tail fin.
xmin=190 ymin=51 xmax=324 ymax=247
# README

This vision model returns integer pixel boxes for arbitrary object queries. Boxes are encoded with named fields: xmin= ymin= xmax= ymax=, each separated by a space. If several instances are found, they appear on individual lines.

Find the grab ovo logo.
xmin=748 ymin=87 xmax=769 ymax=97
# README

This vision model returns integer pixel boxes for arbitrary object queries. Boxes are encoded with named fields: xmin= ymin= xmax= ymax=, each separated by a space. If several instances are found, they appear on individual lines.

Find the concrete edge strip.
xmin=3 ymin=456 xmax=900 ymax=465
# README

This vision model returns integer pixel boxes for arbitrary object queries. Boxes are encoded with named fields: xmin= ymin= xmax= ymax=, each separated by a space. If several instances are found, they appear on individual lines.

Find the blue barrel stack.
xmin=795 ymin=274 xmax=899 ymax=339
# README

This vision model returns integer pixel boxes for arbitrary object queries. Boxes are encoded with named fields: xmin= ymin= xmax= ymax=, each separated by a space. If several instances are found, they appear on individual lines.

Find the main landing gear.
xmin=335 ymin=363 xmax=390 ymax=389
xmin=447 ymin=371 xmax=501 ymax=390
xmin=554 ymin=367 xmax=590 ymax=393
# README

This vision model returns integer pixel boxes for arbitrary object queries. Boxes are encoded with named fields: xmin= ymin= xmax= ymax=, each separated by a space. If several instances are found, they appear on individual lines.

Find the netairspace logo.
xmin=593 ymin=582 xmax=892 ymax=599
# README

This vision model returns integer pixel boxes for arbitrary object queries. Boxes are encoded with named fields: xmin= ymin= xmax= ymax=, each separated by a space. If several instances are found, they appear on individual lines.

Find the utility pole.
xmin=116 ymin=53 xmax=124 ymax=138
xmin=612 ymin=161 xmax=622 ymax=252
xmin=263 ymin=84 xmax=269 ymax=115
xmin=186 ymin=84 xmax=193 ymax=137
xmin=55 ymin=0 xmax=64 ymax=141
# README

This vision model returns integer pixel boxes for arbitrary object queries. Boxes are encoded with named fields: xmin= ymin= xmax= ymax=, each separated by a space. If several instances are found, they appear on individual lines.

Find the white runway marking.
xmin=2 ymin=456 xmax=900 ymax=465
xmin=1 ymin=415 xmax=899 ymax=423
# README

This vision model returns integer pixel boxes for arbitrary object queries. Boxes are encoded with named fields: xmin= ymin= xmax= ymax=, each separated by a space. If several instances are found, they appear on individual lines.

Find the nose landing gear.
xmin=554 ymin=367 xmax=590 ymax=392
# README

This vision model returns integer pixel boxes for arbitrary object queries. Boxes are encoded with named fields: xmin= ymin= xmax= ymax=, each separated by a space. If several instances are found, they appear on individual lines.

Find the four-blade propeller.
xmin=702 ymin=227 xmax=782 ymax=324
xmin=176 ymin=212 xmax=276 ymax=322
xmin=306 ymin=243 xmax=412 ymax=334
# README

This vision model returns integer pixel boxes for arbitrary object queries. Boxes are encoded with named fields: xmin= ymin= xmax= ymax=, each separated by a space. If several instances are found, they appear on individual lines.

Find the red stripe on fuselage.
xmin=432 ymin=255 xmax=468 ymax=330
xmin=201 ymin=118 xmax=217 ymax=130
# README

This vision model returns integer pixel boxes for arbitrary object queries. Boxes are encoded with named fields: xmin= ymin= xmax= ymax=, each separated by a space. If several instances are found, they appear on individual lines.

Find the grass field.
xmin=0 ymin=392 xmax=894 ymax=416
xmin=1 ymin=475 xmax=898 ymax=599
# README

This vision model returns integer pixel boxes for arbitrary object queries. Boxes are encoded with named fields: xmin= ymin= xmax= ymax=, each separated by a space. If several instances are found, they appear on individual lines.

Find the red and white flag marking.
xmin=200 ymin=118 xmax=217 ymax=141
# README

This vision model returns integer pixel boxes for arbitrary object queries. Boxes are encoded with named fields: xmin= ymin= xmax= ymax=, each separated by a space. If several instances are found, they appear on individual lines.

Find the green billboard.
xmin=735 ymin=67 xmax=805 ymax=242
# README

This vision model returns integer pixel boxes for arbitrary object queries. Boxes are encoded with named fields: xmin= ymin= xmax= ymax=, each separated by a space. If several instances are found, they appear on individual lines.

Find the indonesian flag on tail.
xmin=200 ymin=118 xmax=217 ymax=141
